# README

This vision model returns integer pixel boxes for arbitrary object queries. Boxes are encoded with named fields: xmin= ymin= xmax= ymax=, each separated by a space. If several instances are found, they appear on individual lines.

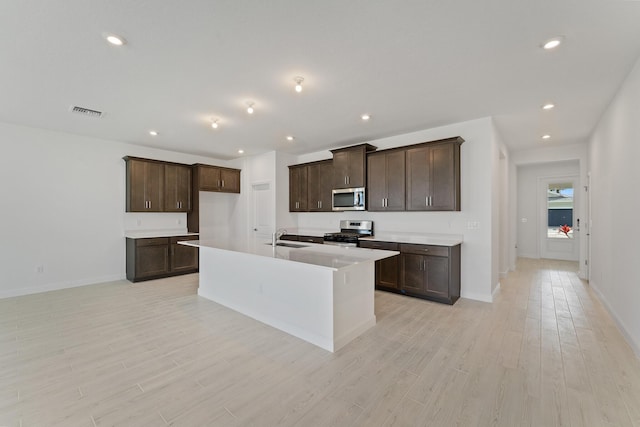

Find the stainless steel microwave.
xmin=332 ymin=187 xmax=366 ymax=211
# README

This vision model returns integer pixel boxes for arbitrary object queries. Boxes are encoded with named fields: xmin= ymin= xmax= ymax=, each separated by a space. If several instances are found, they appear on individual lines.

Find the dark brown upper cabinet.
xmin=196 ymin=164 xmax=241 ymax=193
xmin=331 ymin=144 xmax=377 ymax=189
xmin=124 ymin=157 xmax=165 ymax=212
xmin=367 ymin=150 xmax=406 ymax=211
xmin=307 ymin=160 xmax=333 ymax=212
xmin=164 ymin=164 xmax=192 ymax=212
xmin=406 ymin=137 xmax=463 ymax=211
xmin=289 ymin=164 xmax=309 ymax=212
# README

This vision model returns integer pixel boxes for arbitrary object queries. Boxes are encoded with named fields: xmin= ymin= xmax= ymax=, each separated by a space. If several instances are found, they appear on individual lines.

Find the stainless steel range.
xmin=323 ymin=220 xmax=374 ymax=247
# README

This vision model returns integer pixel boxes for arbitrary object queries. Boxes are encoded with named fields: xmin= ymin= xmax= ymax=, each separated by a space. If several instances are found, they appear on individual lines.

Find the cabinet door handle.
xmin=430 ymin=196 xmax=433 ymax=206
xmin=319 ymin=201 xmax=322 ymax=209
xmin=221 ymin=180 xmax=225 ymax=187
xmin=148 ymin=201 xmax=151 ymax=209
xmin=423 ymin=260 xmax=426 ymax=270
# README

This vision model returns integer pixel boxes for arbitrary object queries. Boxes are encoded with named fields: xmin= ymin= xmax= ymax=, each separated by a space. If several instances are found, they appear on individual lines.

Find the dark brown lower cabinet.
xmin=359 ymin=241 xmax=399 ymax=290
xmin=400 ymin=243 xmax=461 ymax=304
xmin=279 ymin=234 xmax=324 ymax=244
xmin=126 ymin=235 xmax=199 ymax=282
xmin=362 ymin=240 xmax=461 ymax=305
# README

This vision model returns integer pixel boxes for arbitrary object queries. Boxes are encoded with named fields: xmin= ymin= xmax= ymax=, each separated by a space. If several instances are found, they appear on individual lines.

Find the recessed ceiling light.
xmin=104 ymin=33 xmax=126 ymax=46
xmin=246 ymin=102 xmax=255 ymax=114
xmin=542 ymin=103 xmax=555 ymax=110
xmin=149 ymin=130 xmax=158 ymax=136
xmin=238 ymin=149 xmax=244 ymax=154
xmin=542 ymin=37 xmax=563 ymax=50
xmin=211 ymin=119 xmax=219 ymax=129
xmin=542 ymin=134 xmax=551 ymax=140
xmin=361 ymin=114 xmax=371 ymax=121
xmin=286 ymin=136 xmax=294 ymax=141
xmin=294 ymin=76 xmax=304 ymax=93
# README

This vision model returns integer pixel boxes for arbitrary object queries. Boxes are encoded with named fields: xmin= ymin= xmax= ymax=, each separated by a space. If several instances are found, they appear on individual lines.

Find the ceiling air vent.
xmin=70 ymin=105 xmax=103 ymax=118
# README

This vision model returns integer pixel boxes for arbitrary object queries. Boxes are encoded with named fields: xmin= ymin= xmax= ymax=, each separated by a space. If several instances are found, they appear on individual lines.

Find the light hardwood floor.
xmin=1 ymin=258 xmax=639 ymax=426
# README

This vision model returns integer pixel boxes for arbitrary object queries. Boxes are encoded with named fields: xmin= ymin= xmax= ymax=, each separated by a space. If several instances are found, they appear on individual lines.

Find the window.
xmin=547 ymin=183 xmax=573 ymax=238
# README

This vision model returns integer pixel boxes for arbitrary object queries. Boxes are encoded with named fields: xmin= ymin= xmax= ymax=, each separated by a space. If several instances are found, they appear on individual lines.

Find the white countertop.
xmin=180 ymin=238 xmax=398 ymax=270
xmin=124 ymin=229 xmax=199 ymax=239
xmin=360 ymin=231 xmax=463 ymax=246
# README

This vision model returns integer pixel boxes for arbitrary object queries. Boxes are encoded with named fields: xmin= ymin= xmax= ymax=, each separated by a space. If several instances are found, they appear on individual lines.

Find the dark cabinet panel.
xmin=289 ymin=165 xmax=308 ymax=212
xmin=170 ymin=236 xmax=199 ymax=272
xmin=126 ymin=236 xmax=198 ymax=282
xmin=125 ymin=158 xmax=164 ymax=212
xmin=197 ymin=165 xmax=241 ymax=193
xmin=164 ymin=164 xmax=192 ymax=212
xmin=220 ymin=168 xmax=240 ymax=193
xmin=359 ymin=240 xmax=399 ymax=290
xmin=406 ymin=138 xmax=461 ymax=211
xmin=399 ymin=243 xmax=461 ymax=304
xmin=308 ymin=160 xmax=333 ymax=212
xmin=188 ymin=164 xmax=241 ymax=233
xmin=367 ymin=150 xmax=405 ymax=211
xmin=331 ymin=144 xmax=376 ymax=189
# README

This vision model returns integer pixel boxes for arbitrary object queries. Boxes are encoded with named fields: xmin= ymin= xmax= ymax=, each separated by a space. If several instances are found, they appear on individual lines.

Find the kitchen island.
xmin=179 ymin=238 xmax=398 ymax=352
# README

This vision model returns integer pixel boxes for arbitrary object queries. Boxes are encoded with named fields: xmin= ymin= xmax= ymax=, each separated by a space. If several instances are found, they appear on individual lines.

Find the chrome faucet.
xmin=272 ymin=228 xmax=288 ymax=246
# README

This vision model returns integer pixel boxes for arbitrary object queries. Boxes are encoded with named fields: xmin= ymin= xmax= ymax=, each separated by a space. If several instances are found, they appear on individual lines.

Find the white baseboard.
xmin=492 ymin=282 xmax=501 ymax=300
xmin=589 ymin=280 xmax=640 ymax=359
xmin=460 ymin=290 xmax=493 ymax=303
xmin=0 ymin=274 xmax=125 ymax=299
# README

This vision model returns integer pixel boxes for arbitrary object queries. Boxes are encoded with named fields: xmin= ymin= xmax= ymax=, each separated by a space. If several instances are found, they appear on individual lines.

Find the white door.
xmin=252 ymin=182 xmax=273 ymax=239
xmin=539 ymin=176 xmax=579 ymax=261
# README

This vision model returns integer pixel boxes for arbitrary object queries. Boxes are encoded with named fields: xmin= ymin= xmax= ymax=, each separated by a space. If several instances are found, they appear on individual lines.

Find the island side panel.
xmin=332 ymin=261 xmax=377 ymax=352
xmin=197 ymin=246 xmax=336 ymax=351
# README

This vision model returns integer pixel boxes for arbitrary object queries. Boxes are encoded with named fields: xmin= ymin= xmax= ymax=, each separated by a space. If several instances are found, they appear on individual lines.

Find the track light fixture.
xmin=294 ymin=76 xmax=304 ymax=93
xmin=246 ymin=102 xmax=255 ymax=114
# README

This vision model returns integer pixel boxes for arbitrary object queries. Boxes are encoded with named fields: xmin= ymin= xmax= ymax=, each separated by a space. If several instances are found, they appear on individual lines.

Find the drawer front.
xmin=170 ymin=235 xmax=199 ymax=244
xmin=297 ymin=235 xmax=324 ymax=244
xmin=135 ymin=237 xmax=170 ymax=247
xmin=400 ymin=244 xmax=449 ymax=257
xmin=280 ymin=235 xmax=299 ymax=242
xmin=359 ymin=240 xmax=399 ymax=251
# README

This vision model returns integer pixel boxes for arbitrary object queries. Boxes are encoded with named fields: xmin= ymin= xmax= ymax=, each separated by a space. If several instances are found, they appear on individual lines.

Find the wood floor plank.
xmin=0 ymin=259 xmax=638 ymax=426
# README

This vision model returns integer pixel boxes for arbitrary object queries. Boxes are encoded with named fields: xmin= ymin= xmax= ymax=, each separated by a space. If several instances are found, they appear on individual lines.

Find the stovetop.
xmin=323 ymin=220 xmax=374 ymax=243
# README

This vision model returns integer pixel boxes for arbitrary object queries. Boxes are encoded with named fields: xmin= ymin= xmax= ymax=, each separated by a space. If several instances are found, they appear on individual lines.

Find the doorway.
xmin=251 ymin=182 xmax=274 ymax=240
xmin=539 ymin=176 xmax=579 ymax=261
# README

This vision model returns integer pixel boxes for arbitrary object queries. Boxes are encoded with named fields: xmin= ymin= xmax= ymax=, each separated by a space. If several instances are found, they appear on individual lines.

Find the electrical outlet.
xmin=137 ymin=219 xmax=142 ymax=226
xmin=177 ymin=219 xmax=182 ymax=225
xmin=36 ymin=265 xmax=44 ymax=273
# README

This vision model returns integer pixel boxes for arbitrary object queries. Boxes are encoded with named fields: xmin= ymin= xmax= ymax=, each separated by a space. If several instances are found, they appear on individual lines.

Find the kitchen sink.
xmin=267 ymin=242 xmax=310 ymax=248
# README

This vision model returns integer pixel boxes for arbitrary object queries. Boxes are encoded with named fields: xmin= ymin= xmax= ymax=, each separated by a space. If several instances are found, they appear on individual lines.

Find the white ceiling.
xmin=2 ymin=0 xmax=640 ymax=160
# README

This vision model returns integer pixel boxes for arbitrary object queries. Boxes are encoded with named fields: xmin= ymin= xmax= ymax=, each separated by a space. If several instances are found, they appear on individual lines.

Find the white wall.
xmin=588 ymin=54 xmax=640 ymax=356
xmin=491 ymin=121 xmax=510 ymax=293
xmin=516 ymin=160 xmax=580 ymax=258
xmin=0 ymin=122 xmax=228 ymax=298
xmin=294 ymin=118 xmax=498 ymax=302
